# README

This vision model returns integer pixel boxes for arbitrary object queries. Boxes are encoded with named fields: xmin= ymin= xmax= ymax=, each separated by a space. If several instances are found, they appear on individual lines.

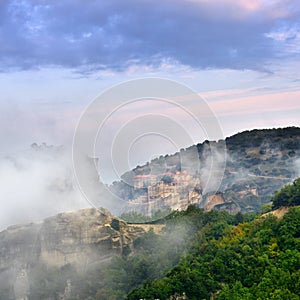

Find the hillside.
xmin=0 ymin=208 xmax=147 ymax=300
xmin=110 ymin=127 xmax=300 ymax=215
xmin=127 ymin=206 xmax=300 ymax=300
xmin=0 ymin=180 xmax=299 ymax=299
xmin=127 ymin=180 xmax=300 ymax=300
xmin=0 ymin=206 xmax=250 ymax=300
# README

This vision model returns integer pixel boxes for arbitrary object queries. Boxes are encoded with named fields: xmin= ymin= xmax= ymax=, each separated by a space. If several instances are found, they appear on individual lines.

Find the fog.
xmin=198 ymin=142 xmax=227 ymax=194
xmin=295 ymin=158 xmax=300 ymax=178
xmin=0 ymin=135 xmax=298 ymax=230
xmin=0 ymin=144 xmax=89 ymax=230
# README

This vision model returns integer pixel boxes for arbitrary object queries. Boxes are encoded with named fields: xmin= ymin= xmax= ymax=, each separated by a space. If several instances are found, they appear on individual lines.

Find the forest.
xmin=22 ymin=179 xmax=300 ymax=300
xmin=126 ymin=180 xmax=300 ymax=300
xmin=49 ymin=179 xmax=299 ymax=300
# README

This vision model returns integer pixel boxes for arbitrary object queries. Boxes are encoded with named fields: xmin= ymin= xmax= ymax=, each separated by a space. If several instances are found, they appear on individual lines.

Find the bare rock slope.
xmin=0 ymin=208 xmax=146 ymax=299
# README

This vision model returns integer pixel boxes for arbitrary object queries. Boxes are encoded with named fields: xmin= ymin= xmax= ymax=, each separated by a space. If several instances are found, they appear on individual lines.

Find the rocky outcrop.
xmin=169 ymin=293 xmax=188 ymax=300
xmin=0 ymin=208 xmax=146 ymax=299
xmin=200 ymin=192 xmax=241 ymax=214
xmin=117 ymin=127 xmax=300 ymax=214
xmin=263 ymin=206 xmax=290 ymax=219
xmin=125 ymin=179 xmax=202 ymax=216
xmin=202 ymin=192 xmax=226 ymax=211
xmin=127 ymin=224 xmax=165 ymax=234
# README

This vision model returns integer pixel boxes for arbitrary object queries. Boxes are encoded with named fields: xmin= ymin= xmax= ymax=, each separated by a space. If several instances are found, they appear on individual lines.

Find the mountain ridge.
xmin=110 ymin=126 xmax=300 ymax=215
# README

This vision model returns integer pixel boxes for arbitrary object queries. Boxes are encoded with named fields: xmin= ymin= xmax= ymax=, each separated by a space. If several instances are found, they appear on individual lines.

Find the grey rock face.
xmin=0 ymin=208 xmax=145 ymax=299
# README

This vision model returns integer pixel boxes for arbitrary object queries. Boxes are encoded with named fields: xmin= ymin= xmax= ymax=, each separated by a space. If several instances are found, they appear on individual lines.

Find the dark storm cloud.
xmin=0 ymin=0 xmax=299 ymax=72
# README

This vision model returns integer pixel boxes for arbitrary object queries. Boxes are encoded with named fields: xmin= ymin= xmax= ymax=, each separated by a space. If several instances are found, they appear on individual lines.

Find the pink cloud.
xmin=186 ymin=0 xmax=293 ymax=19
xmin=201 ymin=88 xmax=256 ymax=100
xmin=209 ymin=89 xmax=300 ymax=116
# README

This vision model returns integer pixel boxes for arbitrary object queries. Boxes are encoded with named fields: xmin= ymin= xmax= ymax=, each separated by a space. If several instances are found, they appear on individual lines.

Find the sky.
xmin=1 ymin=0 xmax=300 ymax=152
xmin=0 ymin=0 xmax=300 ymax=226
xmin=0 ymin=0 xmax=300 ymax=150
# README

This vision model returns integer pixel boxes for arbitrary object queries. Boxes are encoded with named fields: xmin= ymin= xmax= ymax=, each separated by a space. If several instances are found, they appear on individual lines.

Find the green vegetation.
xmin=94 ymin=207 xmax=245 ymax=300
xmin=8 ymin=179 xmax=300 ymax=300
xmin=160 ymin=175 xmax=174 ymax=184
xmin=272 ymin=178 xmax=300 ymax=209
xmin=110 ymin=218 xmax=120 ymax=231
xmin=127 ymin=208 xmax=300 ymax=299
xmin=1 ymin=128 xmax=300 ymax=299
xmin=127 ymin=181 xmax=300 ymax=300
xmin=29 ymin=264 xmax=77 ymax=300
xmin=225 ymin=126 xmax=300 ymax=149
xmin=120 ymin=209 xmax=172 ymax=223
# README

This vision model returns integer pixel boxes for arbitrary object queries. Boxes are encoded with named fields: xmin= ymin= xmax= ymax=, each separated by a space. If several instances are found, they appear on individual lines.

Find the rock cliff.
xmin=114 ymin=127 xmax=300 ymax=214
xmin=0 ymin=208 xmax=146 ymax=299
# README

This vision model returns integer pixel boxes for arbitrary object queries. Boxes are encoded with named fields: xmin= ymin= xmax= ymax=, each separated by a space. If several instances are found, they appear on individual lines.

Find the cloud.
xmin=199 ymin=87 xmax=300 ymax=137
xmin=0 ymin=144 xmax=89 ymax=230
xmin=295 ymin=158 xmax=300 ymax=178
xmin=0 ymin=0 xmax=300 ymax=72
xmin=209 ymin=89 xmax=300 ymax=116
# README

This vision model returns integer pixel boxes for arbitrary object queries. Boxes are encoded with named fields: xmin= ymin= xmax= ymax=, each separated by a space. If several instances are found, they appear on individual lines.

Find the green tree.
xmin=272 ymin=179 xmax=300 ymax=209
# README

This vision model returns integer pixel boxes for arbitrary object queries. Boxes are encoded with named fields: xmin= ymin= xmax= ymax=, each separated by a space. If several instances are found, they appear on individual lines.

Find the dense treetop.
xmin=272 ymin=178 xmax=300 ymax=209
